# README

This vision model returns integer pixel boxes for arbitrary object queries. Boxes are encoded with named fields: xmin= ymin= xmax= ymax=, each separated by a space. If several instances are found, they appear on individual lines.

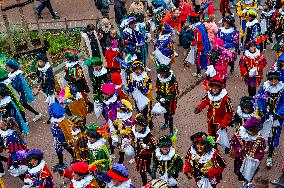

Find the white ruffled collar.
xmin=103 ymin=95 xmax=117 ymax=105
xmin=108 ymin=180 xmax=132 ymax=188
xmin=158 ymin=34 xmax=171 ymax=41
xmin=0 ymin=129 xmax=14 ymax=138
xmin=93 ymin=67 xmax=107 ymax=77
xmin=262 ymin=9 xmax=275 ymax=16
xmin=158 ymin=71 xmax=173 ymax=83
xmin=155 ymin=147 xmax=175 ymax=161
xmin=132 ymin=126 xmax=150 ymax=138
xmin=72 ymin=174 xmax=94 ymax=188
xmin=208 ymin=89 xmax=227 ymax=102
xmin=190 ymin=146 xmax=215 ymax=164
xmin=132 ymin=71 xmax=147 ymax=82
xmin=65 ymin=61 xmax=79 ymax=68
xmin=28 ymin=160 xmax=45 ymax=174
xmin=239 ymin=126 xmax=260 ymax=141
xmin=263 ymin=81 xmax=284 ymax=93
xmin=37 ymin=62 xmax=50 ymax=73
xmin=8 ymin=70 xmax=22 ymax=81
xmin=71 ymin=128 xmax=81 ymax=136
xmin=0 ymin=78 xmax=11 ymax=85
xmin=237 ymin=106 xmax=255 ymax=119
xmin=219 ymin=27 xmax=234 ymax=34
xmin=244 ymin=49 xmax=260 ymax=59
xmin=246 ymin=19 xmax=258 ymax=27
xmin=87 ymin=138 xmax=106 ymax=150
xmin=0 ymin=96 xmax=11 ymax=108
xmin=50 ymin=116 xmax=65 ymax=123
xmin=117 ymin=112 xmax=132 ymax=121
xmin=244 ymin=0 xmax=253 ymax=4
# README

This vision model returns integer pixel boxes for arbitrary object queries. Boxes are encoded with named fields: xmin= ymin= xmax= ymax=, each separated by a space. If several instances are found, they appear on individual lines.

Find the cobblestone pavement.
xmin=1 ymin=0 xmax=284 ymax=187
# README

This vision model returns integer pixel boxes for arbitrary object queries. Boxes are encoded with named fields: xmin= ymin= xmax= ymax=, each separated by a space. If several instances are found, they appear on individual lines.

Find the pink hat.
xmin=101 ymin=83 xmax=116 ymax=95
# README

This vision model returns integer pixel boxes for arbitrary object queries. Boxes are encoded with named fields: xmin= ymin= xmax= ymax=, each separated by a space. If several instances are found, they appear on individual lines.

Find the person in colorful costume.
xmin=154 ymin=22 xmax=175 ymax=66
xmin=151 ymin=0 xmax=169 ymax=38
xmin=239 ymin=40 xmax=267 ymax=97
xmin=106 ymin=163 xmax=136 ymax=188
xmin=257 ymin=70 xmax=284 ymax=168
xmin=190 ymin=14 xmax=211 ymax=78
xmin=68 ymin=116 xmax=90 ymax=162
xmin=128 ymin=61 xmax=153 ymax=127
xmin=183 ymin=132 xmax=226 ymax=188
xmin=83 ymin=57 xmax=108 ymax=104
xmin=5 ymin=60 xmax=42 ymax=123
xmin=23 ymin=149 xmax=53 ymax=188
xmin=110 ymin=72 xmax=128 ymax=101
xmin=162 ymin=9 xmax=182 ymax=33
xmin=110 ymin=99 xmax=133 ymax=164
xmin=132 ymin=114 xmax=157 ymax=186
xmin=204 ymin=37 xmax=232 ymax=90
xmin=272 ymin=3 xmax=284 ymax=42
xmin=178 ymin=0 xmax=192 ymax=25
xmin=199 ymin=0 xmax=214 ymax=20
xmin=49 ymin=103 xmax=74 ymax=169
xmin=0 ymin=85 xmax=28 ymax=135
xmin=59 ymin=161 xmax=99 ymax=188
xmin=271 ymin=53 xmax=284 ymax=82
xmin=260 ymin=2 xmax=275 ymax=50
xmin=156 ymin=65 xmax=179 ymax=134
xmin=244 ymin=9 xmax=261 ymax=51
xmin=151 ymin=135 xmax=183 ymax=188
xmin=230 ymin=96 xmax=256 ymax=130
xmin=86 ymin=124 xmax=110 ymax=187
xmin=216 ymin=15 xmax=239 ymax=73
xmin=0 ymin=118 xmax=28 ymax=181
xmin=105 ymin=28 xmax=123 ymax=73
xmin=236 ymin=0 xmax=258 ymax=47
xmin=230 ymin=117 xmax=266 ymax=188
xmin=194 ymin=77 xmax=234 ymax=137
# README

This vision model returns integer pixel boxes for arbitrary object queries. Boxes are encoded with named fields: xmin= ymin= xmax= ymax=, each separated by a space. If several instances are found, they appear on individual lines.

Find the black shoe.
xmin=37 ymin=14 xmax=43 ymax=19
xmin=52 ymin=15 xmax=60 ymax=20
xmin=47 ymin=119 xmax=51 ymax=124
xmin=230 ymin=67 xmax=234 ymax=74
xmin=160 ymin=123 xmax=169 ymax=130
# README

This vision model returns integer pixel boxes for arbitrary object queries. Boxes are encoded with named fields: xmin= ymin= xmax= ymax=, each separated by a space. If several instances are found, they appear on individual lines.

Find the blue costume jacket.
xmin=37 ymin=63 xmax=55 ymax=96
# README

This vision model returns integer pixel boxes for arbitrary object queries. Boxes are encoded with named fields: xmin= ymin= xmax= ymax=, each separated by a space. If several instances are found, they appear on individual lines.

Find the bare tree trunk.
xmin=1 ymin=5 xmax=15 ymax=53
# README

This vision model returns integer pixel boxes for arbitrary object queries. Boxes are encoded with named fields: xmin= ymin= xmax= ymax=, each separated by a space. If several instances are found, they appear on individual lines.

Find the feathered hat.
xmin=266 ymin=70 xmax=281 ymax=80
xmin=5 ymin=59 xmax=20 ymax=70
xmin=64 ymin=50 xmax=78 ymax=61
xmin=133 ymin=113 xmax=148 ymax=127
xmin=118 ymin=99 xmax=133 ymax=111
xmin=101 ymin=83 xmax=116 ymax=95
xmin=25 ymin=149 xmax=44 ymax=162
xmin=157 ymin=64 xmax=171 ymax=74
xmin=190 ymin=132 xmax=215 ymax=146
xmin=158 ymin=135 xmax=172 ymax=148
xmin=208 ymin=77 xmax=225 ymax=89
xmin=71 ymin=161 xmax=94 ymax=175
xmin=48 ymin=102 xmax=65 ymax=118
xmin=0 ymin=68 xmax=8 ymax=82
xmin=246 ymin=40 xmax=257 ymax=48
xmin=243 ymin=117 xmax=262 ymax=132
xmin=111 ymin=72 xmax=123 ymax=85
xmin=131 ymin=60 xmax=145 ymax=72
xmin=107 ymin=163 xmax=129 ymax=182
xmin=246 ymin=9 xmax=258 ymax=18
xmin=83 ymin=57 xmax=103 ymax=67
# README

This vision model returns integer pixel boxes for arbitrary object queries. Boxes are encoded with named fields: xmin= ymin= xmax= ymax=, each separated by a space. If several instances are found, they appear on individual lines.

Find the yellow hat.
xmin=120 ymin=99 xmax=133 ymax=111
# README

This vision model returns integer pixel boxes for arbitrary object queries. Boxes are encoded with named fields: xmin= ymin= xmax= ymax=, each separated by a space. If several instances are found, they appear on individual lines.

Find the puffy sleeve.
xmin=220 ymin=96 xmax=234 ymax=128
xmin=239 ymin=56 xmax=248 ymax=76
xmin=207 ymin=151 xmax=226 ymax=179
xmin=183 ymin=148 xmax=193 ymax=175
xmin=196 ymin=94 xmax=210 ymax=111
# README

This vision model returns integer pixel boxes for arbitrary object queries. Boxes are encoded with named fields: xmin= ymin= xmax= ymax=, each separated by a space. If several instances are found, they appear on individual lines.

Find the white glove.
xmin=141 ymin=143 xmax=149 ymax=149
xmin=160 ymin=98 xmax=166 ymax=103
xmin=249 ymin=67 xmax=258 ymax=77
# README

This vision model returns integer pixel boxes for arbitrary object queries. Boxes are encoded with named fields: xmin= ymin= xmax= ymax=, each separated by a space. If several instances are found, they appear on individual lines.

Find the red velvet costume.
xmin=105 ymin=48 xmax=121 ymax=71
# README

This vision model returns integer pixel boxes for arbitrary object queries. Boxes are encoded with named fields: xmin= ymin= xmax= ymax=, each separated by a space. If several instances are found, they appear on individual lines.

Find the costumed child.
xmin=236 ymin=0 xmax=258 ymax=47
xmin=260 ymin=2 xmax=275 ymax=50
xmin=239 ymin=40 xmax=267 ymax=97
xmin=86 ymin=124 xmax=111 ymax=187
xmin=101 ymin=83 xmax=120 ymax=158
xmin=83 ymin=57 xmax=108 ymax=104
xmin=34 ymin=53 xmax=56 ymax=124
xmin=151 ymin=135 xmax=183 ymax=188
xmin=272 ymin=3 xmax=284 ymax=43
xmin=64 ymin=85 xmax=88 ymax=126
xmin=128 ymin=61 xmax=153 ymax=128
xmin=244 ymin=9 xmax=261 ymax=51
xmin=216 ymin=15 xmax=239 ymax=73
xmin=194 ymin=77 xmax=234 ymax=138
xmin=257 ymin=70 xmax=284 ymax=168
xmin=230 ymin=96 xmax=256 ymax=130
xmin=271 ymin=53 xmax=284 ymax=82
xmin=23 ymin=149 xmax=53 ymax=188
xmin=68 ymin=116 xmax=90 ymax=162
xmin=132 ymin=114 xmax=157 ymax=186
xmin=230 ymin=117 xmax=266 ymax=188
xmin=0 ymin=118 xmax=28 ymax=181
xmin=48 ymin=102 xmax=74 ymax=169
xmin=190 ymin=14 xmax=211 ymax=78
xmin=151 ymin=0 xmax=169 ymax=38
xmin=156 ymin=65 xmax=179 ymax=134
xmin=204 ymin=37 xmax=232 ymax=91
xmin=106 ymin=163 xmax=136 ymax=188
xmin=5 ymin=60 xmax=42 ymax=123
xmin=110 ymin=72 xmax=128 ymax=101
xmin=0 ymin=84 xmax=28 ymax=135
xmin=153 ymin=23 xmax=175 ymax=67
xmin=110 ymin=99 xmax=133 ymax=164
xmin=183 ymin=132 xmax=226 ymax=188
xmin=57 ymin=161 xmax=99 ymax=188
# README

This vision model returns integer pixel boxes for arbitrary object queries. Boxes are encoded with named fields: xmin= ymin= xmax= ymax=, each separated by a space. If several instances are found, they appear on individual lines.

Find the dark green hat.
xmin=83 ymin=57 xmax=103 ymax=67
xmin=157 ymin=64 xmax=170 ymax=74
xmin=158 ymin=135 xmax=172 ymax=148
